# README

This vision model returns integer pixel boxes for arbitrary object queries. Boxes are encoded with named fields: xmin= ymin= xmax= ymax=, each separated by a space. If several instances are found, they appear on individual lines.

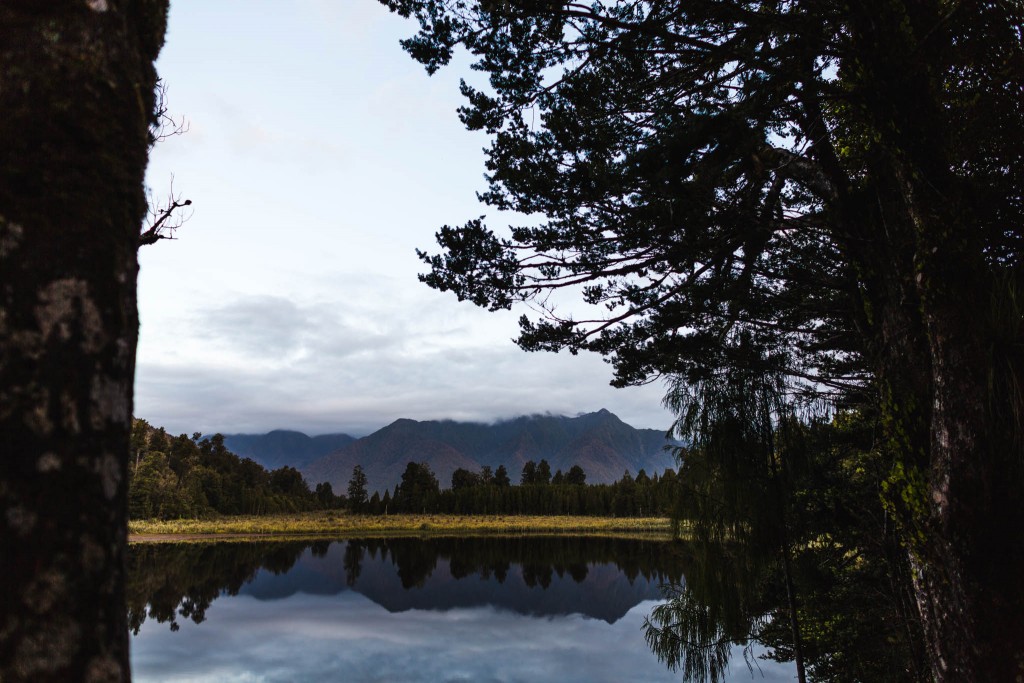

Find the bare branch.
xmin=149 ymin=78 xmax=190 ymax=148
xmin=139 ymin=181 xmax=192 ymax=247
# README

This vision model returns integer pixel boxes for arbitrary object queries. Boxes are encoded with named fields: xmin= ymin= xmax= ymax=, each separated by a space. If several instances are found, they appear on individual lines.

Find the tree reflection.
xmin=643 ymin=541 xmax=780 ymax=683
xmin=353 ymin=536 xmax=684 ymax=590
xmin=126 ymin=542 xmax=308 ymax=634
xmin=127 ymin=536 xmax=686 ymax=632
xmin=343 ymin=542 xmax=364 ymax=586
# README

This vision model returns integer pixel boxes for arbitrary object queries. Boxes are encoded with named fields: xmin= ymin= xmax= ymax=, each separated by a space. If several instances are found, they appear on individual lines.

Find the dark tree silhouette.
xmin=566 ymin=465 xmax=587 ymax=487
xmin=493 ymin=464 xmax=511 ymax=487
xmin=1 ymin=4 xmax=170 ymax=680
xmin=348 ymin=464 xmax=369 ymax=512
xmin=379 ymin=1 xmax=1024 ymax=677
xmin=394 ymin=462 xmax=440 ymax=512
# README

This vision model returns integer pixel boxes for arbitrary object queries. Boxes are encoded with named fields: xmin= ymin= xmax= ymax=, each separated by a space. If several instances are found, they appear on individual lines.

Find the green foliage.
xmin=384 ymin=0 xmax=1022 ymax=399
xmin=771 ymin=411 xmax=929 ymax=682
xmin=665 ymin=346 xmax=795 ymax=553
xmin=128 ymin=419 xmax=324 ymax=520
xmin=493 ymin=464 xmax=511 ymax=487
xmin=451 ymin=467 xmax=481 ymax=490
xmin=536 ymin=459 xmax=552 ymax=485
xmin=314 ymin=482 xmax=338 ymax=508
xmin=565 ymin=465 xmax=586 ymax=486
xmin=520 ymin=460 xmax=537 ymax=485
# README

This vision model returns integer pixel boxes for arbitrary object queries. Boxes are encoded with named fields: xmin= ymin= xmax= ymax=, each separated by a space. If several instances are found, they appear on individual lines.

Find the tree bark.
xmin=832 ymin=3 xmax=1024 ymax=677
xmin=906 ymin=216 xmax=1024 ymax=682
xmin=872 ymin=228 xmax=1024 ymax=681
xmin=840 ymin=163 xmax=1024 ymax=683
xmin=0 ymin=3 xmax=168 ymax=681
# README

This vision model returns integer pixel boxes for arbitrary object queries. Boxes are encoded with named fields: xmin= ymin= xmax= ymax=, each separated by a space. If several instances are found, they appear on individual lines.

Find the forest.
xmin=128 ymin=420 xmax=336 ymax=519
xmin=349 ymin=460 xmax=680 ymax=517
xmin=127 ymin=418 xmax=679 ymax=519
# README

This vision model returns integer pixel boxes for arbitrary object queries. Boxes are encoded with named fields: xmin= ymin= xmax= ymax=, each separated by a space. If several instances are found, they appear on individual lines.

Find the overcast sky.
xmin=136 ymin=1 xmax=672 ymax=437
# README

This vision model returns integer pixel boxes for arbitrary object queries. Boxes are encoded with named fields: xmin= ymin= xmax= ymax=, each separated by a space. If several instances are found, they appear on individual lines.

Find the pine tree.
xmin=347 ymin=465 xmax=369 ymax=513
xmin=379 ymin=1 xmax=1024 ymax=675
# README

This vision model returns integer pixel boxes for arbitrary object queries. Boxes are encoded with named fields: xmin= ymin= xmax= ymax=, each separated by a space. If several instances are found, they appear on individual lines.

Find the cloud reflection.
xmin=132 ymin=591 xmax=795 ymax=683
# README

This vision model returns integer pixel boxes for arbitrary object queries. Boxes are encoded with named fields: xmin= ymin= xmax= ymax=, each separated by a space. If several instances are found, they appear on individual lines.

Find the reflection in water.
xmin=128 ymin=537 xmax=682 ymax=629
xmin=126 ymin=541 xmax=310 ymax=633
xmin=128 ymin=537 xmax=796 ymax=683
xmin=644 ymin=542 xmax=782 ymax=683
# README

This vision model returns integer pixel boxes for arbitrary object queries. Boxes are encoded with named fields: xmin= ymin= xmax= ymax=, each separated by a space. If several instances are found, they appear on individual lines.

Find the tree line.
xmin=129 ymin=417 xmax=683 ymax=520
xmin=128 ymin=419 xmax=339 ymax=519
xmin=346 ymin=460 xmax=684 ymax=518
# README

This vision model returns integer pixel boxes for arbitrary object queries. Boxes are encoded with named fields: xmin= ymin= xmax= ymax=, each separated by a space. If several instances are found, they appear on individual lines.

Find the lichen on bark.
xmin=0 ymin=2 xmax=170 ymax=681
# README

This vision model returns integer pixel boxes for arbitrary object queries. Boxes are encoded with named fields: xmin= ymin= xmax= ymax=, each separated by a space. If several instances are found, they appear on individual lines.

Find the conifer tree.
xmin=347 ymin=465 xmax=369 ymax=513
xmin=379 ymin=1 xmax=1024 ymax=676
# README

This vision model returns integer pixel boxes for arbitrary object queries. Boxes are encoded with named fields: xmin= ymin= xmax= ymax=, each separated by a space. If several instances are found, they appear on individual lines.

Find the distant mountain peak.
xmin=302 ymin=410 xmax=676 ymax=495
xmin=220 ymin=431 xmax=356 ymax=471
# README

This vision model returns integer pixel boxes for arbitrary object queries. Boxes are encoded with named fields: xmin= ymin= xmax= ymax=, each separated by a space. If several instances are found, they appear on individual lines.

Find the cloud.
xmin=135 ymin=285 xmax=671 ymax=437
xmin=135 ymin=2 xmax=676 ymax=440
xmin=189 ymin=294 xmax=399 ymax=364
xmin=135 ymin=341 xmax=670 ymax=438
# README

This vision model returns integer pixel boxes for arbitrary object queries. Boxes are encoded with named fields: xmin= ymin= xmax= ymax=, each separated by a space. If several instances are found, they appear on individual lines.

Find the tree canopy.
xmin=392 ymin=0 xmax=1018 ymax=397
xmin=379 ymin=1 xmax=1023 ymax=679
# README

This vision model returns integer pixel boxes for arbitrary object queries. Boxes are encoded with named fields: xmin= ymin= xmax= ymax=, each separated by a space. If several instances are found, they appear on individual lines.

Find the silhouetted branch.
xmin=139 ymin=181 xmax=192 ymax=246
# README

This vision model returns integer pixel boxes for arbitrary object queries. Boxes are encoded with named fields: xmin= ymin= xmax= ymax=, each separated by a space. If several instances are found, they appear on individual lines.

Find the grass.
xmin=128 ymin=510 xmax=676 ymax=541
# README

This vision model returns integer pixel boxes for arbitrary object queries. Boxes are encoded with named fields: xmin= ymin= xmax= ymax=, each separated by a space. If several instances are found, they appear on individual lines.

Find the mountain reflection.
xmin=126 ymin=536 xmax=686 ymax=632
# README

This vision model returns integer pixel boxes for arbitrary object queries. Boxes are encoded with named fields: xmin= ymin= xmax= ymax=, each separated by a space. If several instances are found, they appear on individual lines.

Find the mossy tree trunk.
xmin=863 ymin=220 xmax=1023 ymax=682
xmin=836 ymin=4 xmax=1024 ymax=678
xmin=0 ymin=2 xmax=168 ymax=681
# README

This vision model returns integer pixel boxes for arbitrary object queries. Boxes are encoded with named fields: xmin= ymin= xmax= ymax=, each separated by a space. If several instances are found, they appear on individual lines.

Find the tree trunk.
xmin=875 ymin=249 xmax=1024 ymax=681
xmin=851 ymin=166 xmax=1024 ymax=682
xmin=0 ymin=3 xmax=168 ymax=681
xmin=908 ymin=238 xmax=1024 ymax=682
xmin=832 ymin=3 xmax=1024 ymax=677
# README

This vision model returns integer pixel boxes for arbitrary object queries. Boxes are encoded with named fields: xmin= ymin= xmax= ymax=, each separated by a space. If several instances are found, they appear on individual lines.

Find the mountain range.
xmin=220 ymin=430 xmax=355 ymax=470
xmin=224 ymin=409 xmax=678 ymax=495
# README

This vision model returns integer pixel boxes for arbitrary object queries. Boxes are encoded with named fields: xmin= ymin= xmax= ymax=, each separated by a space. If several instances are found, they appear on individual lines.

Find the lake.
xmin=128 ymin=537 xmax=797 ymax=682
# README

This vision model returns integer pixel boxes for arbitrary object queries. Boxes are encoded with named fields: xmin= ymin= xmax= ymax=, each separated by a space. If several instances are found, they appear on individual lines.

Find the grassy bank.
xmin=129 ymin=510 xmax=676 ymax=540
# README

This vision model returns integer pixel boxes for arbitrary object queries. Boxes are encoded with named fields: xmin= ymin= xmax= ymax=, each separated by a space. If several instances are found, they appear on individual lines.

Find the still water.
xmin=128 ymin=537 xmax=796 ymax=682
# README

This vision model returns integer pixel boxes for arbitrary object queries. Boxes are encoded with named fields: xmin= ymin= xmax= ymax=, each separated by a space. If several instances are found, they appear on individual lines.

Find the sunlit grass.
xmin=129 ymin=510 xmax=677 ymax=540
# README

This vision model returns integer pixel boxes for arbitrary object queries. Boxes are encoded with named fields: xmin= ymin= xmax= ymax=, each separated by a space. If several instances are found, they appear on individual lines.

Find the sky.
xmin=136 ymin=1 xmax=673 ymax=437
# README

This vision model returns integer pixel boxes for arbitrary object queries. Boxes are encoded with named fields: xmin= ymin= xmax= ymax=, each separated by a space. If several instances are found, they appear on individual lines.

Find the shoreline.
xmin=128 ymin=511 xmax=678 ymax=543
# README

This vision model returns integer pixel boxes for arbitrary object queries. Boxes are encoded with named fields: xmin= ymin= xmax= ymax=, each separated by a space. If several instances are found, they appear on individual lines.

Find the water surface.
xmin=128 ymin=537 xmax=796 ymax=682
